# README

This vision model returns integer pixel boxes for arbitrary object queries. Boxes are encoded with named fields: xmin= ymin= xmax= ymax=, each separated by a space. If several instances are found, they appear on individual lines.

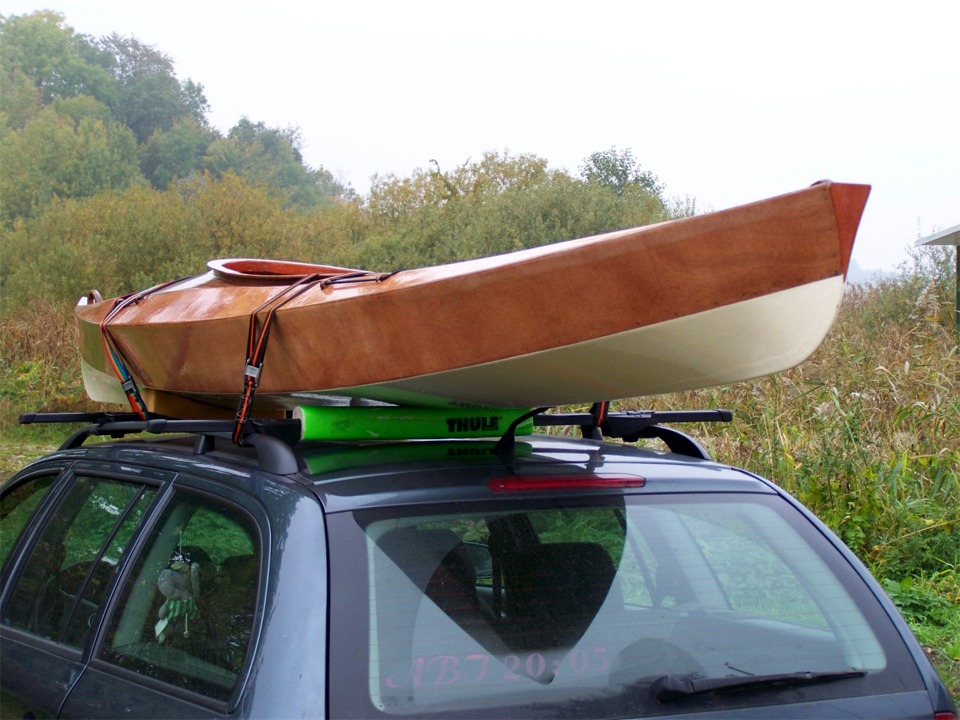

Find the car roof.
xmin=302 ymin=435 xmax=776 ymax=513
xmin=17 ymin=429 xmax=776 ymax=514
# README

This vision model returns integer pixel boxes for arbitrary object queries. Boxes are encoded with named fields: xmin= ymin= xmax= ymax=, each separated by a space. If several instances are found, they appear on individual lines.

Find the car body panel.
xmin=0 ymin=631 xmax=85 ymax=719
xmin=1 ymin=432 xmax=955 ymax=719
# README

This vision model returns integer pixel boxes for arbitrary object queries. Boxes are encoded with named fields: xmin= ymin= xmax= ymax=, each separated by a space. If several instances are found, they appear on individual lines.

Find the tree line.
xmin=0 ymin=10 xmax=348 ymax=226
xmin=1 ymin=11 xmax=682 ymax=312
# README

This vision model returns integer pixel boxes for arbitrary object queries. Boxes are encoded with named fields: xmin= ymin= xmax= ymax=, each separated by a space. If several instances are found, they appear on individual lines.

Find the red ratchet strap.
xmin=231 ymin=271 xmax=395 ymax=445
xmin=100 ymin=279 xmax=182 ymax=419
xmin=591 ymin=400 xmax=610 ymax=426
xmin=232 ymin=274 xmax=325 ymax=445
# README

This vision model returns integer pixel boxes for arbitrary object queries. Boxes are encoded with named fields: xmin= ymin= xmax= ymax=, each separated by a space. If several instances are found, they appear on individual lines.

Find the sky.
xmin=4 ymin=0 xmax=959 ymax=273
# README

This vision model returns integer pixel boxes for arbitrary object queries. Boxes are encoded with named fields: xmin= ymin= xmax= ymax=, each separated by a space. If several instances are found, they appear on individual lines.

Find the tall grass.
xmin=0 ymin=296 xmax=96 ymax=441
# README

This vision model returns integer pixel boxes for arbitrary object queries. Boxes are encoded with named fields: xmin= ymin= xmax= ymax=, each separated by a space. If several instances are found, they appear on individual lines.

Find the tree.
xmin=0 ymin=11 xmax=114 ymax=106
xmin=0 ymin=68 xmax=43 ymax=129
xmin=139 ymin=118 xmax=218 ymax=189
xmin=203 ymin=118 xmax=348 ymax=207
xmin=0 ymin=96 xmax=141 ymax=224
xmin=365 ymin=151 xmax=554 ymax=223
xmin=96 ymin=33 xmax=210 ymax=144
xmin=579 ymin=147 xmax=663 ymax=199
xmin=355 ymin=151 xmax=671 ymax=270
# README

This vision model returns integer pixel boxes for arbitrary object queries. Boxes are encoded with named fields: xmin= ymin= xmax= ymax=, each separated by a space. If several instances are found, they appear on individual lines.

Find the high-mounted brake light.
xmin=489 ymin=476 xmax=645 ymax=492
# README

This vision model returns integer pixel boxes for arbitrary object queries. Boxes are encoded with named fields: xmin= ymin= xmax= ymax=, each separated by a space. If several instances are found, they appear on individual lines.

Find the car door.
xmin=61 ymin=475 xmax=265 ymax=718
xmin=1 ymin=465 xmax=163 ymax=719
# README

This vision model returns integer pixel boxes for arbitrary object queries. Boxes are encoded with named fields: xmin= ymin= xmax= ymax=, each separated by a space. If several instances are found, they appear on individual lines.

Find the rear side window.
xmin=3 ymin=475 xmax=155 ymax=648
xmin=0 ymin=474 xmax=57 ymax=570
xmin=100 ymin=490 xmax=260 ymax=703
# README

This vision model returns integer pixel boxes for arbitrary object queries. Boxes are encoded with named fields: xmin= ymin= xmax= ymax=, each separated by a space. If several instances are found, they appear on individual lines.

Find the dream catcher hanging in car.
xmin=154 ymin=540 xmax=201 ymax=643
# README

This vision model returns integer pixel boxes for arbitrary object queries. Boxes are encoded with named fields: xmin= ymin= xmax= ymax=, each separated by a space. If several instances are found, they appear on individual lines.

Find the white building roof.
xmin=917 ymin=223 xmax=960 ymax=246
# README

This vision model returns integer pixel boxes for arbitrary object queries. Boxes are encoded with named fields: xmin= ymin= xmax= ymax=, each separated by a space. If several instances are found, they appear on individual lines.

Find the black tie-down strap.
xmin=232 ymin=274 xmax=323 ymax=444
xmin=99 ymin=278 xmax=185 ymax=419
xmin=231 ymin=271 xmax=395 ymax=445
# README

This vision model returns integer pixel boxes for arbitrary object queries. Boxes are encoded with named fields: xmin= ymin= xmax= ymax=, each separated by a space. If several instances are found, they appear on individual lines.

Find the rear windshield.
xmin=327 ymin=493 xmax=919 ymax=717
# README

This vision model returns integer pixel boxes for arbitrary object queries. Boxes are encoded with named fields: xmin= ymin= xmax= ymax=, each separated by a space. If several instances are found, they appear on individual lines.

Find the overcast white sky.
xmin=5 ymin=0 xmax=959 ymax=272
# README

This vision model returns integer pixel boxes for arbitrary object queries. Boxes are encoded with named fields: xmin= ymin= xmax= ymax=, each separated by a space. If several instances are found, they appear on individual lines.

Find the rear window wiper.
xmin=651 ymin=669 xmax=867 ymax=702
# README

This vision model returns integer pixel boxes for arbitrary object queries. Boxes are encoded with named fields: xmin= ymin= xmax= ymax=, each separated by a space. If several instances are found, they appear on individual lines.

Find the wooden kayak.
xmin=75 ymin=181 xmax=870 ymax=416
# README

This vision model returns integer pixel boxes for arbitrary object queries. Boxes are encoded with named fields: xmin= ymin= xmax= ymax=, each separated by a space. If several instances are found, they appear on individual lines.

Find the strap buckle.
xmin=244 ymin=364 xmax=262 ymax=385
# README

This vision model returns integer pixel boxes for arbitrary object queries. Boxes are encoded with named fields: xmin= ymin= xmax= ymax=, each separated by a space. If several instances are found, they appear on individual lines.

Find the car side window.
xmin=100 ymin=490 xmax=260 ymax=703
xmin=2 ymin=475 xmax=156 ymax=647
xmin=0 ymin=474 xmax=57 ymax=570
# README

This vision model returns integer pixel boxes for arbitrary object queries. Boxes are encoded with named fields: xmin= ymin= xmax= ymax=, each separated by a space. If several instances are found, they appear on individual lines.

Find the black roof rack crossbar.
xmin=535 ymin=408 xmax=732 ymax=435
xmin=498 ymin=406 xmax=734 ymax=461
xmin=602 ymin=409 xmax=731 ymax=459
xmin=20 ymin=411 xmax=146 ymax=425
xmin=19 ymin=412 xmax=301 ymax=475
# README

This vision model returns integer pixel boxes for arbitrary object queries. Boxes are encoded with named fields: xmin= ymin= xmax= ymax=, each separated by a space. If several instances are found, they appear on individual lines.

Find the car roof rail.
xmin=19 ymin=412 xmax=301 ymax=475
xmin=496 ymin=404 xmax=733 ymax=461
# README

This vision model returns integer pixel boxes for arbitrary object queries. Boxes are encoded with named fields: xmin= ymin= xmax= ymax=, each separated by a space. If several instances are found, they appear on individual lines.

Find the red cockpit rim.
xmin=209 ymin=258 xmax=364 ymax=282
